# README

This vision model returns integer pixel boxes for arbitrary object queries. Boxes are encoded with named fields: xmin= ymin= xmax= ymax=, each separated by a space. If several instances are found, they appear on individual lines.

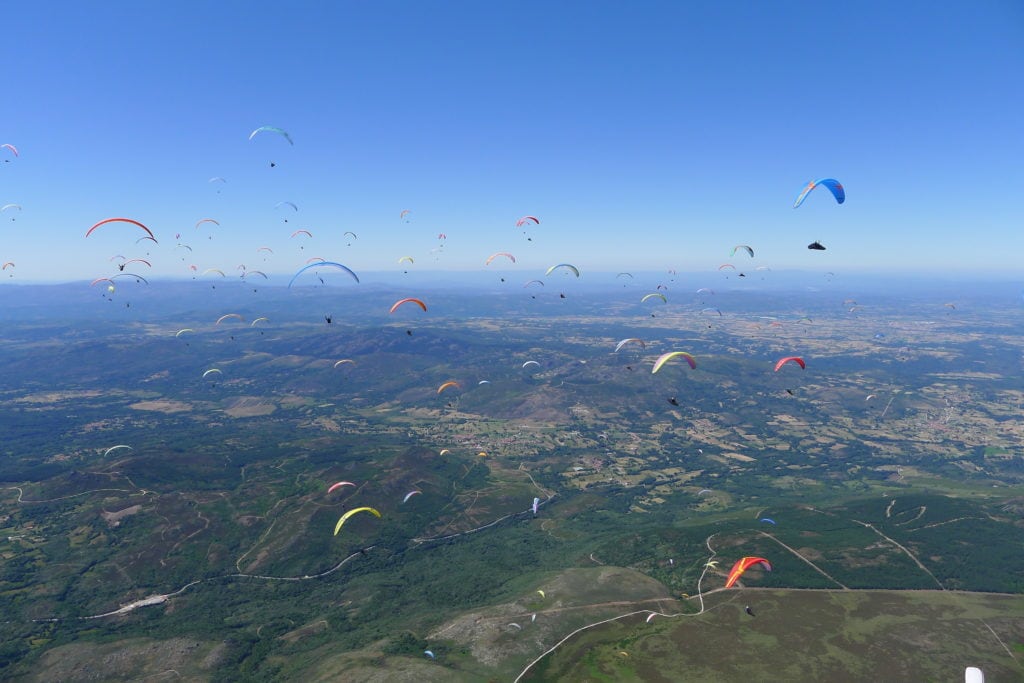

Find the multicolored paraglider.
xmin=724 ymin=556 xmax=772 ymax=588
xmin=485 ymin=252 xmax=516 ymax=265
xmin=614 ymin=338 xmax=646 ymax=353
xmin=652 ymin=351 xmax=696 ymax=373
xmin=793 ymin=178 xmax=845 ymax=208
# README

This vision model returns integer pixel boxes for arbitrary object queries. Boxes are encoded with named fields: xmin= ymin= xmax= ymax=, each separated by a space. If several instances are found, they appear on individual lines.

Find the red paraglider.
xmin=86 ymin=218 xmax=155 ymax=240
xmin=774 ymin=356 xmax=806 ymax=372
xmin=389 ymin=298 xmax=427 ymax=314
xmin=725 ymin=557 xmax=772 ymax=588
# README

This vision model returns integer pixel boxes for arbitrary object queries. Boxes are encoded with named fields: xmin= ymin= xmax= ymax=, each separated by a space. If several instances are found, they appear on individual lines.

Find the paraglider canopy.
xmin=807 ymin=241 xmax=827 ymax=251
xmin=389 ymin=297 xmax=427 ymax=314
xmin=793 ymin=178 xmax=845 ymax=208
xmin=725 ymin=556 xmax=772 ymax=588
xmin=652 ymin=351 xmax=696 ymax=373
xmin=333 ymin=507 xmax=381 ymax=536
xmin=774 ymin=356 xmax=806 ymax=372
xmin=249 ymin=126 xmax=293 ymax=145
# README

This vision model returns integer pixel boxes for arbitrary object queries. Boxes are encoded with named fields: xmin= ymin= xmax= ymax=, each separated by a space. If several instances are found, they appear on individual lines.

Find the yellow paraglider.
xmin=651 ymin=351 xmax=696 ymax=373
xmin=333 ymin=507 xmax=382 ymax=536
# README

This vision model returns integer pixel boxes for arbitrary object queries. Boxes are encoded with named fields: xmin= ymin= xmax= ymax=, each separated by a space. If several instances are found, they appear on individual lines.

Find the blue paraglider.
xmin=793 ymin=178 xmax=845 ymax=208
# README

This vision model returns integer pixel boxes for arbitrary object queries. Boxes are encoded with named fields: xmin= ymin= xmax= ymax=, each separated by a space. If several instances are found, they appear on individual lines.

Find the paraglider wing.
xmin=436 ymin=380 xmax=460 ymax=394
xmin=545 ymin=263 xmax=580 ymax=277
xmin=515 ymin=215 xmax=540 ymax=226
xmin=389 ymin=297 xmax=427 ymax=314
xmin=484 ymin=252 xmax=516 ymax=265
xmin=402 ymin=490 xmax=422 ymax=504
xmin=216 ymin=313 xmax=244 ymax=325
xmin=793 ymin=178 xmax=845 ymax=208
xmin=725 ymin=556 xmax=772 ymax=588
xmin=333 ymin=507 xmax=382 ymax=535
xmin=334 ymin=359 xmax=355 ymax=368
xmin=195 ymin=218 xmax=219 ymax=229
xmin=0 ymin=143 xmax=18 ymax=157
xmin=202 ymin=368 xmax=222 ymax=378
xmin=249 ymin=126 xmax=293 ymax=145
xmin=287 ymin=262 xmax=360 ymax=286
xmin=731 ymin=245 xmax=754 ymax=258
xmin=774 ymin=356 xmax=806 ymax=372
xmin=641 ymin=293 xmax=667 ymax=304
xmin=522 ymin=360 xmax=540 ymax=369
xmin=651 ymin=351 xmax=696 ymax=374
xmin=86 ymin=218 xmax=155 ymax=240
xmin=102 ymin=445 xmax=133 ymax=458
xmin=760 ymin=518 xmax=777 ymax=525
xmin=532 ymin=497 xmax=540 ymax=515
xmin=327 ymin=481 xmax=356 ymax=494
xmin=614 ymin=338 xmax=646 ymax=353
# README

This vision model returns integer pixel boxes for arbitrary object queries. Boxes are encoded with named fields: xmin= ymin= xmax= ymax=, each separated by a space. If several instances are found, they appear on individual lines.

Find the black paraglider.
xmin=745 ymin=605 xmax=755 ymax=617
xmin=667 ymin=397 xmax=680 ymax=406
xmin=807 ymin=241 xmax=826 ymax=251
xmin=325 ymin=315 xmax=333 ymax=324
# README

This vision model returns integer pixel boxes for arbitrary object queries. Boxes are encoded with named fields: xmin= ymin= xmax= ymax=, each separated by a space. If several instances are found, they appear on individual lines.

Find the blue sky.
xmin=1 ymin=1 xmax=1021 ymax=282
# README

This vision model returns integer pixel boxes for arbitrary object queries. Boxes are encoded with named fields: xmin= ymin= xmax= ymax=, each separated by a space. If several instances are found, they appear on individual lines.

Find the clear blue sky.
xmin=1 ymin=1 xmax=1021 ymax=282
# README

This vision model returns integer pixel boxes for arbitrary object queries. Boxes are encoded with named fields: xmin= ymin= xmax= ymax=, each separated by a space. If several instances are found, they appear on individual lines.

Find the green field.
xmin=1 ymin=284 xmax=1023 ymax=680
